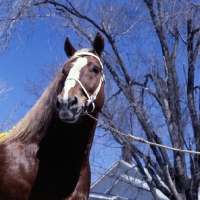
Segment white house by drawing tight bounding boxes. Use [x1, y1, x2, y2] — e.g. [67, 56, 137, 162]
[89, 160, 169, 200]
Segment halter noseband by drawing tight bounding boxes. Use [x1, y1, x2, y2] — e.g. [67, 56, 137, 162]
[66, 51, 105, 112]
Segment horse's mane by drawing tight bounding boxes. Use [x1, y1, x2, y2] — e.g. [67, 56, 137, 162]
[0, 69, 66, 145]
[0, 48, 95, 145]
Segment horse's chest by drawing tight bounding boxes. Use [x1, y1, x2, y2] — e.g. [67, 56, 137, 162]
[0, 142, 39, 200]
[29, 133, 87, 199]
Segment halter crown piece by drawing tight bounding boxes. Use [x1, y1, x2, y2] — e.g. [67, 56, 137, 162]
[66, 51, 105, 112]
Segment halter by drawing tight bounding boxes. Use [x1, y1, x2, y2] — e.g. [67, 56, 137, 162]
[66, 51, 105, 112]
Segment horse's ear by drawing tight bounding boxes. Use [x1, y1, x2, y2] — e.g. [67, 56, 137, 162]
[93, 33, 104, 58]
[64, 37, 76, 58]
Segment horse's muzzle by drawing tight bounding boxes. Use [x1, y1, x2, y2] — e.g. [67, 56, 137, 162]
[56, 96, 82, 123]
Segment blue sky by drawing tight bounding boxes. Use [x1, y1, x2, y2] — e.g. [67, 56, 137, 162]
[0, 20, 67, 129]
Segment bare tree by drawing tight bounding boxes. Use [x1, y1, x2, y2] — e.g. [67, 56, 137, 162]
[1, 0, 200, 199]
[0, 78, 9, 100]
[0, 78, 15, 132]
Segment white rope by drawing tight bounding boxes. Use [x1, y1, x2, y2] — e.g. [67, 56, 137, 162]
[85, 113, 200, 155]
[74, 51, 104, 69]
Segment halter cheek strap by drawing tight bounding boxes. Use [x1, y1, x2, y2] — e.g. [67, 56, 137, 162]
[66, 75, 104, 112]
[66, 51, 105, 112]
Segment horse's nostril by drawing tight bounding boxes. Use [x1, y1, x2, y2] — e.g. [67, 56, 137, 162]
[68, 96, 78, 109]
[74, 96, 78, 105]
[56, 97, 61, 111]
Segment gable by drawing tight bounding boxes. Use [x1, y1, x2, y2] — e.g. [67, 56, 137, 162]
[89, 160, 169, 200]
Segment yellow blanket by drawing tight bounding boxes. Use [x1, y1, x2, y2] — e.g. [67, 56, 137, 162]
[0, 126, 16, 139]
[0, 133, 6, 138]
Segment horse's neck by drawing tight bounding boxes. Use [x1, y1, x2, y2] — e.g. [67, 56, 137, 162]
[38, 114, 98, 163]
[50, 114, 98, 145]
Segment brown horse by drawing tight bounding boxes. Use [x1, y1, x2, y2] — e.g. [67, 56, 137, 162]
[0, 33, 105, 200]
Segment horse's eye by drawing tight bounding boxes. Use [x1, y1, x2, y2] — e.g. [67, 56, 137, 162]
[92, 66, 100, 74]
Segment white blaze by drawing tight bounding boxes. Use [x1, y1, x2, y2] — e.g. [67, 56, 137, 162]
[63, 57, 87, 100]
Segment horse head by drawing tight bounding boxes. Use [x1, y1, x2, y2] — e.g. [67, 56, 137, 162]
[56, 33, 105, 123]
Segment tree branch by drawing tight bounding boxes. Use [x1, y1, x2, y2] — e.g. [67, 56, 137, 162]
[144, 0, 169, 56]
[163, 165, 181, 200]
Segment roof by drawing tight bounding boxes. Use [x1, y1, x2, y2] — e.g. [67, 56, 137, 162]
[89, 160, 169, 200]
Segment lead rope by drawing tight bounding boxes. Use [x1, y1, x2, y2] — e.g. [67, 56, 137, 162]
[84, 112, 200, 155]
